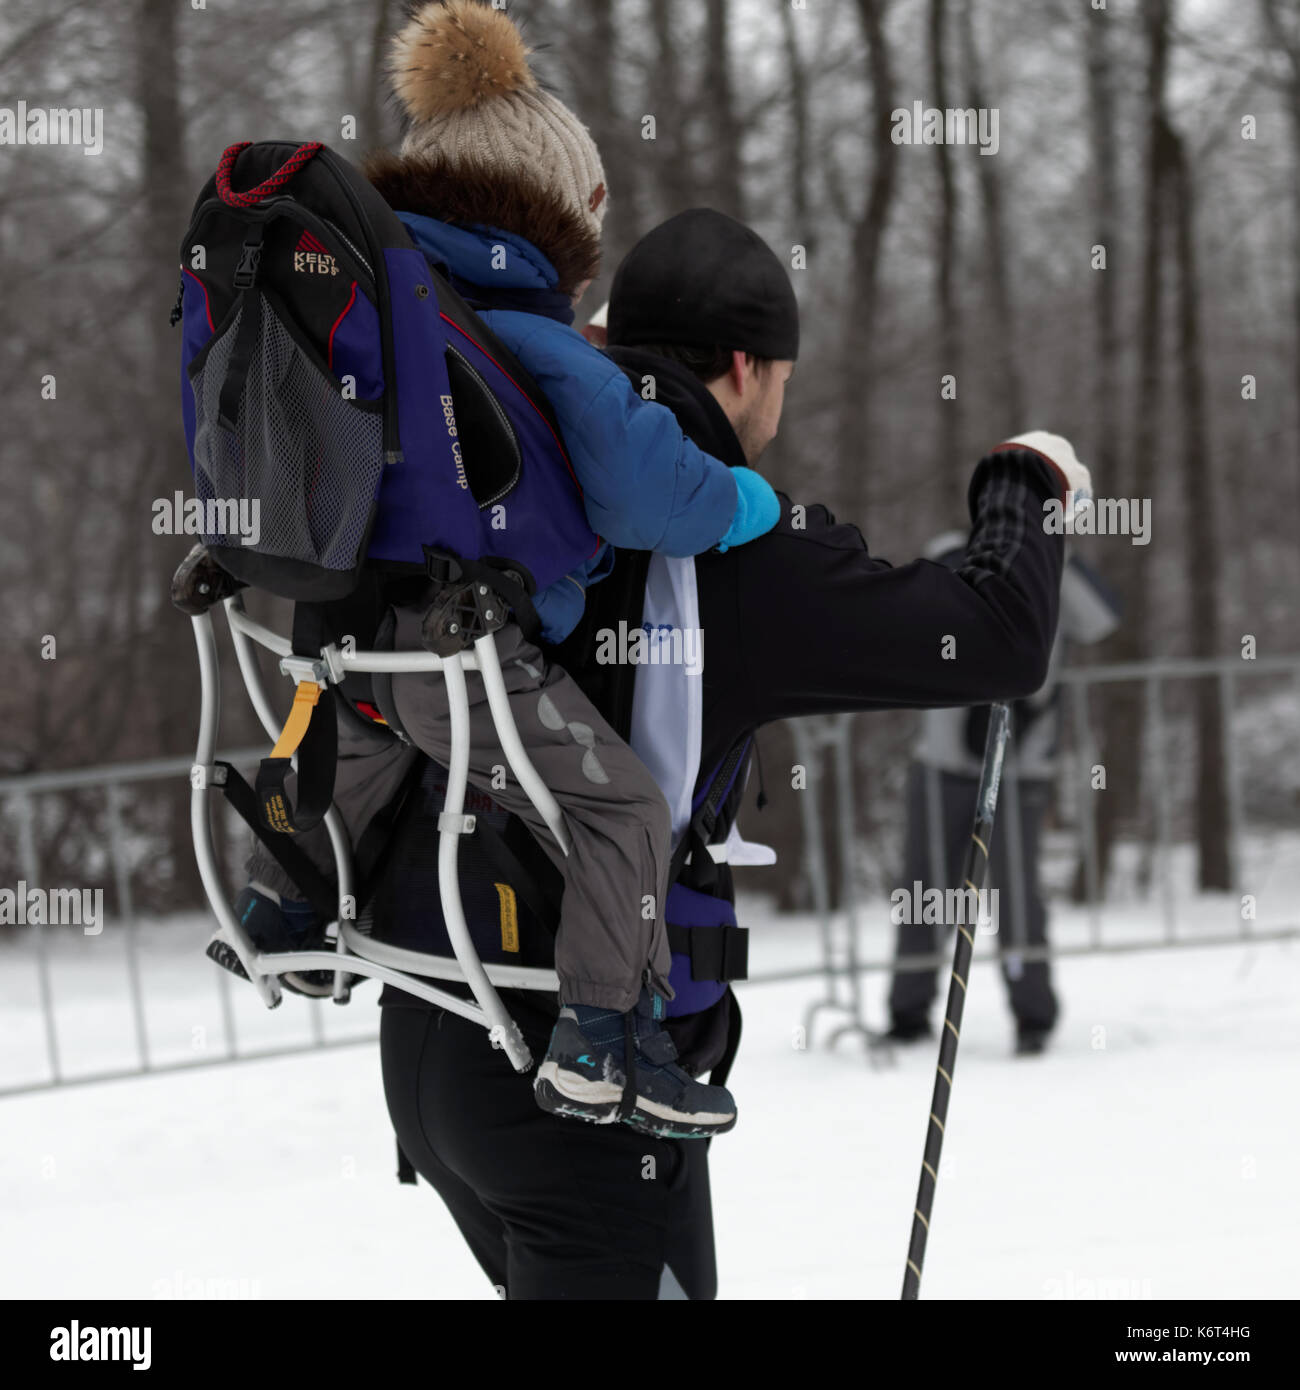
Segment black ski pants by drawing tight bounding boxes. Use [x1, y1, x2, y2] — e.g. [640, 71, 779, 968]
[379, 1002, 718, 1299]
[888, 761, 1058, 1033]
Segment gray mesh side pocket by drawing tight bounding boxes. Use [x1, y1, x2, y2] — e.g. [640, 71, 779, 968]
[188, 298, 383, 573]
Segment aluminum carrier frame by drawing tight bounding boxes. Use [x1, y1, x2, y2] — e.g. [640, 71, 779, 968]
[189, 592, 563, 1073]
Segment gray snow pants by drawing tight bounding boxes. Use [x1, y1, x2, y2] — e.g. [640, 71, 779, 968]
[888, 761, 1058, 1032]
[247, 611, 674, 1012]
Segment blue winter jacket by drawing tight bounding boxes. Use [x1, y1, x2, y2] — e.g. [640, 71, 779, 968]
[396, 212, 740, 642]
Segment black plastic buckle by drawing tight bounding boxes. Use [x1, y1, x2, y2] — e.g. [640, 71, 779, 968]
[233, 238, 263, 290]
[423, 546, 465, 587]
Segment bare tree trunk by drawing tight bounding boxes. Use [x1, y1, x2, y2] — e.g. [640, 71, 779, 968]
[1072, 0, 1122, 902]
[358, 0, 398, 155]
[1169, 133, 1231, 890]
[842, 0, 898, 522]
[1094, 0, 1173, 895]
[961, 0, 1023, 428]
[779, 0, 812, 241]
[649, 0, 695, 215]
[1261, 0, 1300, 589]
[702, 0, 743, 221]
[573, 0, 641, 269]
[1085, 4, 1121, 495]
[138, 0, 202, 907]
[929, 0, 962, 477]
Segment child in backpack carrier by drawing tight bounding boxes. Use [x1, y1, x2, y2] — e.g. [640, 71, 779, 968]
[224, 2, 782, 1139]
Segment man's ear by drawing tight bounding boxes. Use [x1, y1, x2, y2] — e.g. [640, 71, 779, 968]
[728, 349, 749, 397]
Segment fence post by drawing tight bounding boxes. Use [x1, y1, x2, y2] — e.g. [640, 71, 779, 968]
[106, 782, 151, 1072]
[1218, 667, 1243, 904]
[1144, 676, 1177, 941]
[830, 714, 867, 1037]
[15, 791, 62, 1084]
[794, 719, 838, 1031]
[1069, 679, 1103, 946]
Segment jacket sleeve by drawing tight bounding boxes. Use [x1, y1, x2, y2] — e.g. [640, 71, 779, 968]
[508, 319, 740, 554]
[713, 450, 1066, 726]
[573, 365, 740, 554]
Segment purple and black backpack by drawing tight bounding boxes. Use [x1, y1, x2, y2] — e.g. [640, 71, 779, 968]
[175, 139, 598, 606]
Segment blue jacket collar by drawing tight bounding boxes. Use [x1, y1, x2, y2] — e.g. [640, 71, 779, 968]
[397, 211, 575, 326]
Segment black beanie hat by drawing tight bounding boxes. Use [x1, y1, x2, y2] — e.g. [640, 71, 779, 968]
[607, 208, 799, 361]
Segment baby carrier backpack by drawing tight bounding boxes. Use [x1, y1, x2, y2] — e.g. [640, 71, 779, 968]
[172, 140, 596, 1068]
[174, 140, 598, 829]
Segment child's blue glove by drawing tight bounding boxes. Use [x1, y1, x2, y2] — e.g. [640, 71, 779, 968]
[715, 467, 781, 552]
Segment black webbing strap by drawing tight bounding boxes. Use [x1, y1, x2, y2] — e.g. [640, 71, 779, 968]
[709, 989, 743, 1091]
[218, 742, 417, 930]
[216, 227, 266, 433]
[254, 605, 338, 836]
[216, 762, 338, 924]
[666, 922, 749, 983]
[395, 1139, 417, 1186]
[667, 736, 753, 891]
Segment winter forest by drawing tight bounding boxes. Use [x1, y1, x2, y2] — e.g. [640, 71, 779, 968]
[2, 0, 1296, 916]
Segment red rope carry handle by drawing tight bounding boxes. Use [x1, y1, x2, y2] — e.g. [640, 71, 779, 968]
[216, 141, 323, 208]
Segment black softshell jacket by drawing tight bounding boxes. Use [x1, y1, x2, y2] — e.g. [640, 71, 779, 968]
[381, 347, 1065, 1074]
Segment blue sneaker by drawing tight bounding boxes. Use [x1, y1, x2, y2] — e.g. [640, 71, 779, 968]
[534, 985, 737, 1139]
[205, 884, 335, 997]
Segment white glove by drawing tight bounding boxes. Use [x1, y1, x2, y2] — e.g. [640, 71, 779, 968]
[996, 431, 1092, 505]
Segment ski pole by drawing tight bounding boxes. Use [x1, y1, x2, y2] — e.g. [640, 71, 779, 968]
[901, 700, 1011, 1300]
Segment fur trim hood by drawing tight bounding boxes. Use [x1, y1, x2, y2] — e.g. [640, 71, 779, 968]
[364, 148, 600, 296]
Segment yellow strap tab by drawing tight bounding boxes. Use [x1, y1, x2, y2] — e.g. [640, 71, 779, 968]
[495, 883, 519, 953]
[270, 681, 321, 759]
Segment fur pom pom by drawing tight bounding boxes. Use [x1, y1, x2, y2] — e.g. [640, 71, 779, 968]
[390, 1, 536, 123]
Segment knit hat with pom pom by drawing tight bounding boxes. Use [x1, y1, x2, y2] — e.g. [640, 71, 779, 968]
[389, 1, 607, 243]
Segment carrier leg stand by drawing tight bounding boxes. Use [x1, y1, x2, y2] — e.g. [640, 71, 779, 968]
[196, 595, 558, 1072]
[435, 649, 536, 1071]
[189, 611, 281, 1009]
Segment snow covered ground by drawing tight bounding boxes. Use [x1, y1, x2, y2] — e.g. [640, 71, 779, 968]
[1, 874, 1297, 1300]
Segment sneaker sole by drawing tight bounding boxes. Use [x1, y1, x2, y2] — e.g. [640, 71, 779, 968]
[534, 1062, 736, 1138]
[533, 1069, 622, 1125]
[621, 1105, 737, 1140]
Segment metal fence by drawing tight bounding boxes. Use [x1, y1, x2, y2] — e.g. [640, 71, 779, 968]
[1, 655, 1296, 1096]
[787, 654, 1300, 1047]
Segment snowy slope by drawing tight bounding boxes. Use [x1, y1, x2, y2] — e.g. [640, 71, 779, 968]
[1, 905, 1296, 1300]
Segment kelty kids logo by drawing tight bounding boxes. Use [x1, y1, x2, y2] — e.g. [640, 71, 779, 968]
[294, 229, 338, 275]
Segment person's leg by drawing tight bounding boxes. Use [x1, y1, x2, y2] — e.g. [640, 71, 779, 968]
[661, 1137, 718, 1300]
[381, 1001, 702, 1299]
[387, 611, 673, 1012]
[379, 1006, 510, 1294]
[889, 762, 948, 1029]
[996, 778, 1058, 1036]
